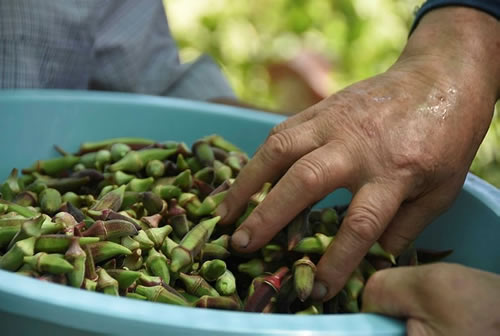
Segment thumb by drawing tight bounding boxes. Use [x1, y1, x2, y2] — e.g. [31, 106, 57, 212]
[362, 266, 436, 335]
[362, 266, 423, 317]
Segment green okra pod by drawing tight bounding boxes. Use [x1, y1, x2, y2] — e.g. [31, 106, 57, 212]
[170, 216, 220, 273]
[178, 273, 220, 298]
[135, 285, 189, 306]
[65, 238, 86, 288]
[39, 188, 62, 215]
[82, 219, 138, 240]
[122, 248, 144, 271]
[215, 269, 236, 296]
[204, 135, 243, 153]
[199, 243, 230, 261]
[368, 242, 396, 264]
[192, 140, 215, 167]
[146, 248, 170, 284]
[95, 149, 111, 171]
[1, 168, 21, 201]
[145, 225, 172, 249]
[13, 191, 38, 207]
[238, 258, 270, 278]
[193, 167, 215, 185]
[83, 279, 97, 291]
[35, 235, 100, 254]
[195, 295, 241, 311]
[176, 153, 189, 171]
[195, 191, 227, 217]
[44, 212, 78, 235]
[90, 185, 126, 212]
[0, 218, 22, 249]
[235, 182, 272, 227]
[0, 200, 38, 218]
[145, 159, 165, 178]
[0, 236, 36, 271]
[97, 268, 119, 296]
[210, 234, 230, 250]
[133, 230, 155, 250]
[120, 236, 141, 251]
[345, 267, 364, 300]
[126, 292, 147, 301]
[112, 171, 135, 186]
[170, 213, 191, 239]
[127, 177, 154, 193]
[185, 157, 202, 173]
[24, 252, 74, 274]
[173, 170, 193, 191]
[87, 241, 132, 263]
[107, 269, 142, 290]
[110, 143, 132, 162]
[153, 184, 181, 201]
[213, 160, 232, 184]
[200, 259, 227, 282]
[292, 233, 334, 254]
[8, 214, 47, 249]
[79, 138, 154, 153]
[293, 256, 316, 302]
[161, 236, 178, 259]
[109, 148, 177, 173]
[141, 191, 164, 215]
[23, 156, 79, 176]
[178, 192, 201, 218]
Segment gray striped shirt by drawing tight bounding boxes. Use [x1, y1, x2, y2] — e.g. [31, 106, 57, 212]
[0, 0, 235, 100]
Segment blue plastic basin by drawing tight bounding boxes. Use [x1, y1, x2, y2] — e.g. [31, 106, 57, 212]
[0, 90, 499, 336]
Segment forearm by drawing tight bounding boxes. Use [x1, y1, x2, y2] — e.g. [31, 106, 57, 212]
[398, 7, 500, 101]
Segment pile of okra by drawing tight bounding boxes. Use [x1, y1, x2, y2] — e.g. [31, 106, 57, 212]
[0, 135, 451, 314]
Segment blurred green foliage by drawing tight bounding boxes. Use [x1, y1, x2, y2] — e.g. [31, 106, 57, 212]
[163, 0, 499, 187]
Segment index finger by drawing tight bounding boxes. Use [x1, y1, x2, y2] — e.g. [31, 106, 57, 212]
[313, 181, 406, 301]
[216, 121, 322, 225]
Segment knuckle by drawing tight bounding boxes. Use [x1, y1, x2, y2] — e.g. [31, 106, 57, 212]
[390, 146, 439, 187]
[262, 132, 294, 160]
[291, 158, 327, 194]
[269, 123, 286, 137]
[344, 206, 384, 244]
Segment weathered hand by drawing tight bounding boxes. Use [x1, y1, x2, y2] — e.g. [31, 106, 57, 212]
[362, 263, 500, 335]
[217, 7, 499, 300]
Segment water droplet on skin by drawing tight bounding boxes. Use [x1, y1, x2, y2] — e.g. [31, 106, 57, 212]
[417, 87, 457, 121]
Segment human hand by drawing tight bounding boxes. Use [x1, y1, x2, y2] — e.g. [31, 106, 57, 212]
[216, 7, 500, 300]
[362, 263, 500, 335]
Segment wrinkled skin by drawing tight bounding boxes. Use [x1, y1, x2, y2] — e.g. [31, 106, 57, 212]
[217, 4, 499, 305]
[363, 263, 500, 336]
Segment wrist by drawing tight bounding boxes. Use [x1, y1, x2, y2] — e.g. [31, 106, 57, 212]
[395, 7, 500, 101]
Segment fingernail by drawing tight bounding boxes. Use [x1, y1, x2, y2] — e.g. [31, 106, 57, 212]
[231, 229, 250, 249]
[311, 280, 328, 301]
[215, 203, 228, 220]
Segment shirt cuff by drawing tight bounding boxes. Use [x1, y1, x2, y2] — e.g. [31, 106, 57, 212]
[410, 0, 500, 34]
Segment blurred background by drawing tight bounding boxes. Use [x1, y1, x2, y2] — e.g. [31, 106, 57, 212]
[163, 0, 499, 187]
